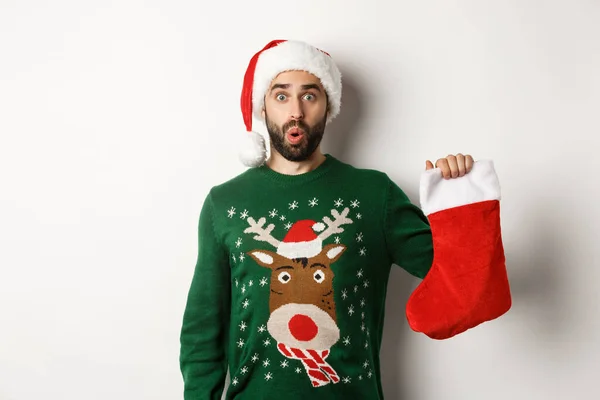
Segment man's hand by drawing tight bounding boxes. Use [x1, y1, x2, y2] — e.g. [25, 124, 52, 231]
[426, 154, 474, 179]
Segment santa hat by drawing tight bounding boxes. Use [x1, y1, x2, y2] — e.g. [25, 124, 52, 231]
[277, 219, 326, 259]
[239, 40, 343, 167]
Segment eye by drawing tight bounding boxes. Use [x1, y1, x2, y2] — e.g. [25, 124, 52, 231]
[304, 93, 315, 101]
[313, 269, 325, 283]
[276, 94, 286, 101]
[278, 271, 292, 284]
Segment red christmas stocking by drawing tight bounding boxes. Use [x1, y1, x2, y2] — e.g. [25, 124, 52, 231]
[405, 159, 512, 339]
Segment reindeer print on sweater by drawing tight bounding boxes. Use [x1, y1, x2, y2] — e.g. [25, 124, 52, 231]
[246, 208, 351, 387]
[226, 197, 375, 389]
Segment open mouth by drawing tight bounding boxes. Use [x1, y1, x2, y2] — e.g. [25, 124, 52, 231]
[286, 128, 304, 145]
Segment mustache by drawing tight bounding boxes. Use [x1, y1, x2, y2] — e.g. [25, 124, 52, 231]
[282, 120, 310, 132]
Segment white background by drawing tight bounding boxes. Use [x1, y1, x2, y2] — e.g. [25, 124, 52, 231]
[1, 1, 599, 399]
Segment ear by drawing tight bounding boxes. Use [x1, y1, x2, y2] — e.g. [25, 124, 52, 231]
[322, 243, 346, 263]
[247, 249, 281, 269]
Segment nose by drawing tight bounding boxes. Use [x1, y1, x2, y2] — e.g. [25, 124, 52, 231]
[290, 98, 304, 120]
[288, 314, 318, 341]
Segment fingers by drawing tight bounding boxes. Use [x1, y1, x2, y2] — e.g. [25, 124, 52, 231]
[434, 154, 474, 179]
[425, 160, 434, 170]
[447, 154, 460, 178]
[465, 154, 474, 173]
[435, 158, 450, 179]
[455, 153, 466, 177]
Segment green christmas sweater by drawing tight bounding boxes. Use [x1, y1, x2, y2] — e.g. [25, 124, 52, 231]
[180, 154, 511, 399]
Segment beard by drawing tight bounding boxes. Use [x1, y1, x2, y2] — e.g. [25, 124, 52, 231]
[265, 111, 327, 162]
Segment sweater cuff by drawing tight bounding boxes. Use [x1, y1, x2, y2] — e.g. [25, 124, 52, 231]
[419, 159, 501, 216]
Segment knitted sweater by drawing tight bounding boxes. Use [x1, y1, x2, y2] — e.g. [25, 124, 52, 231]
[179, 154, 511, 399]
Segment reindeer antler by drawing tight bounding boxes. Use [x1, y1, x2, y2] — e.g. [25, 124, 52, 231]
[244, 217, 281, 248]
[318, 207, 353, 241]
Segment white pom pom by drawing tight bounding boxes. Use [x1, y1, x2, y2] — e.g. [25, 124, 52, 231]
[312, 222, 325, 232]
[238, 130, 267, 167]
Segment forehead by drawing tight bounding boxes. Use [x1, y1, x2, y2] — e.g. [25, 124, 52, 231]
[270, 70, 324, 89]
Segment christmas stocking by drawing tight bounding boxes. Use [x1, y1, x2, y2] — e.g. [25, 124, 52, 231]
[405, 159, 512, 339]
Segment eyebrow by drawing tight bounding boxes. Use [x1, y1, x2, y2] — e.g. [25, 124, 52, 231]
[270, 83, 322, 92]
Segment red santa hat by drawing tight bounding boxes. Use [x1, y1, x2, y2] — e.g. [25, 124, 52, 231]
[239, 40, 343, 167]
[277, 219, 326, 259]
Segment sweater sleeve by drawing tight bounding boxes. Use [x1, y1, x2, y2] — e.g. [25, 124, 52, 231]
[384, 176, 435, 279]
[405, 159, 512, 339]
[180, 191, 231, 399]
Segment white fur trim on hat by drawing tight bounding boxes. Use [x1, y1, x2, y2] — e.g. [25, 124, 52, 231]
[277, 237, 323, 259]
[238, 130, 267, 167]
[252, 40, 342, 124]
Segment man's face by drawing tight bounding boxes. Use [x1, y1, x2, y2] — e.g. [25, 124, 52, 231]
[262, 70, 329, 162]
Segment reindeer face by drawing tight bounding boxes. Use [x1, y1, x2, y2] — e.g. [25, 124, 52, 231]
[248, 243, 346, 350]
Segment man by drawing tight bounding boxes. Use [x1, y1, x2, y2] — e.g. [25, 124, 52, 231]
[180, 39, 511, 399]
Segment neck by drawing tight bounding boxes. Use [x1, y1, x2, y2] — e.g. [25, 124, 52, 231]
[266, 147, 327, 175]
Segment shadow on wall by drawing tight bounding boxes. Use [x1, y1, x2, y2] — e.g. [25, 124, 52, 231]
[503, 208, 572, 343]
[320, 69, 364, 161]
[320, 66, 417, 400]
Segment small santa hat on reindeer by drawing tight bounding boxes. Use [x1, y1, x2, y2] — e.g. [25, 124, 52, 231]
[238, 40, 343, 167]
[277, 219, 326, 259]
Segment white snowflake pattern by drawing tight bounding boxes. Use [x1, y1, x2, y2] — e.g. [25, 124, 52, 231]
[341, 289, 348, 300]
[367, 370, 373, 378]
[363, 280, 370, 289]
[259, 277, 268, 286]
[356, 232, 364, 242]
[258, 324, 267, 333]
[354, 285, 359, 293]
[239, 253, 245, 262]
[309, 197, 318, 207]
[241, 285, 246, 294]
[236, 238, 242, 248]
[360, 298, 366, 307]
[357, 269, 364, 278]
[295, 367, 302, 374]
[263, 338, 271, 346]
[242, 299, 250, 309]
[232, 377, 239, 386]
[263, 359, 270, 367]
[363, 360, 369, 369]
[289, 200, 299, 210]
[334, 198, 343, 207]
[227, 207, 236, 218]
[343, 336, 351, 346]
[334, 236, 341, 244]
[239, 321, 247, 331]
[248, 280, 253, 287]
[284, 222, 292, 230]
[232, 254, 237, 263]
[269, 208, 278, 218]
[280, 215, 286, 221]
[343, 376, 351, 384]
[241, 366, 249, 374]
[364, 341, 369, 349]
[265, 372, 273, 381]
[359, 375, 363, 380]
[348, 305, 355, 316]
[240, 209, 249, 219]
[251, 354, 259, 363]
[351, 199, 360, 208]
[361, 322, 366, 331]
[281, 360, 289, 368]
[356, 213, 363, 220]
[359, 247, 367, 256]
[361, 311, 365, 319]
[237, 338, 245, 348]
[235, 279, 239, 287]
